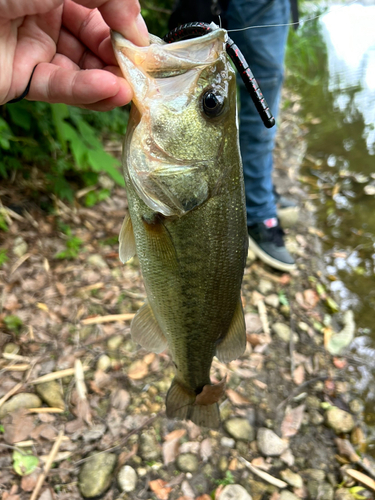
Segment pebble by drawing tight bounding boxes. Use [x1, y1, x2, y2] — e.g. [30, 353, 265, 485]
[265, 294, 280, 308]
[302, 469, 325, 482]
[258, 279, 273, 295]
[308, 481, 334, 500]
[224, 418, 254, 441]
[78, 453, 117, 498]
[257, 428, 288, 456]
[97, 355, 111, 371]
[13, 237, 28, 257]
[306, 395, 321, 411]
[298, 321, 309, 332]
[0, 393, 42, 419]
[272, 322, 293, 342]
[279, 492, 299, 500]
[220, 437, 236, 448]
[326, 408, 355, 434]
[87, 254, 108, 269]
[349, 399, 364, 414]
[140, 433, 161, 461]
[3, 343, 19, 354]
[107, 335, 124, 350]
[334, 488, 356, 500]
[176, 453, 199, 473]
[118, 465, 137, 492]
[245, 313, 263, 334]
[219, 484, 252, 500]
[35, 381, 65, 410]
[280, 469, 303, 488]
[310, 410, 324, 425]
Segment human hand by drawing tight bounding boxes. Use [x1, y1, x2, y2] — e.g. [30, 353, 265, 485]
[0, 0, 149, 110]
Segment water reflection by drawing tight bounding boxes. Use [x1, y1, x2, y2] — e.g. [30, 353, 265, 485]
[321, 2, 375, 152]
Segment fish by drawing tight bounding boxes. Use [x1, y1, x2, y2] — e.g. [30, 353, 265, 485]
[111, 26, 248, 429]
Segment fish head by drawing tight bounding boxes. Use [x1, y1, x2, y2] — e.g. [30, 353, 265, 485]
[112, 27, 239, 216]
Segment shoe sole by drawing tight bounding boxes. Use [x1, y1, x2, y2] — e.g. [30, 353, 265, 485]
[248, 235, 296, 272]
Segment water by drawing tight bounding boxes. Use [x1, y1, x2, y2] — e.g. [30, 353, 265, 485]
[287, 1, 375, 454]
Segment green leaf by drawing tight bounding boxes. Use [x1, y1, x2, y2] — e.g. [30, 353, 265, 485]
[76, 119, 102, 149]
[325, 296, 339, 313]
[4, 315, 23, 332]
[7, 103, 32, 130]
[0, 424, 4, 433]
[12, 450, 39, 476]
[0, 248, 9, 266]
[87, 150, 124, 186]
[51, 103, 69, 152]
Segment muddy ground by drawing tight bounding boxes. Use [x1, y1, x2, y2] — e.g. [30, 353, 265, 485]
[0, 92, 374, 500]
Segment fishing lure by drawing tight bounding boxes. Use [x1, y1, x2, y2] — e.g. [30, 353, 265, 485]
[163, 22, 276, 129]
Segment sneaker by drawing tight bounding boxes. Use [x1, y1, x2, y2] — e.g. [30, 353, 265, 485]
[248, 217, 296, 272]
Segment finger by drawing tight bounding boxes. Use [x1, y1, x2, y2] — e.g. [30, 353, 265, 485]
[27, 62, 132, 106]
[57, 27, 105, 69]
[74, 0, 149, 46]
[62, 0, 116, 65]
[3, 0, 62, 20]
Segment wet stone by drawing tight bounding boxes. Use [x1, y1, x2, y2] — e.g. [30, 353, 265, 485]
[118, 465, 137, 492]
[139, 432, 161, 461]
[35, 381, 65, 410]
[176, 453, 199, 473]
[0, 393, 42, 419]
[326, 408, 355, 434]
[257, 428, 288, 456]
[224, 418, 254, 441]
[221, 437, 236, 448]
[280, 469, 303, 488]
[219, 484, 252, 500]
[272, 322, 292, 342]
[79, 453, 117, 498]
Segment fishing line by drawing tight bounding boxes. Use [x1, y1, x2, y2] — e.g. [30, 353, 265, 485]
[227, 0, 360, 33]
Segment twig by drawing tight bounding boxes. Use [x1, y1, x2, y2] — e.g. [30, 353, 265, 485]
[2, 353, 31, 362]
[74, 412, 163, 466]
[0, 443, 28, 455]
[27, 408, 65, 414]
[10, 253, 32, 275]
[239, 457, 288, 488]
[276, 375, 329, 411]
[29, 367, 89, 384]
[81, 313, 135, 325]
[30, 430, 65, 500]
[0, 382, 23, 408]
[77, 282, 105, 293]
[257, 299, 270, 335]
[1, 363, 31, 372]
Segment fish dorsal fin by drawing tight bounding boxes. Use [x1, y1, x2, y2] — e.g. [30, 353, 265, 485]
[119, 213, 136, 263]
[215, 299, 246, 363]
[131, 301, 168, 354]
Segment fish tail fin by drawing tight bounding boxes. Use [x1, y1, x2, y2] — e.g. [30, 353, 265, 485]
[166, 378, 221, 429]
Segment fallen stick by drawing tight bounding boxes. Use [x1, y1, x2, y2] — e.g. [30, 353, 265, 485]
[239, 457, 288, 488]
[257, 299, 270, 336]
[30, 366, 89, 384]
[2, 364, 31, 372]
[28, 408, 65, 414]
[30, 430, 65, 500]
[81, 313, 135, 325]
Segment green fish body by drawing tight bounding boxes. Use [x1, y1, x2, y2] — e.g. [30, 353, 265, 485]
[112, 28, 248, 428]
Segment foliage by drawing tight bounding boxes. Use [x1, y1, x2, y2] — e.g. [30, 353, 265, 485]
[0, 101, 128, 203]
[215, 471, 235, 486]
[55, 223, 83, 260]
[0, 248, 8, 267]
[12, 450, 39, 476]
[140, 0, 174, 39]
[3, 315, 23, 333]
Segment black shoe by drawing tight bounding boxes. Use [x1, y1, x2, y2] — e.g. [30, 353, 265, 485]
[248, 218, 296, 272]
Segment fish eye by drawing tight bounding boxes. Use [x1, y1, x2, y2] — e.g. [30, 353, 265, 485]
[202, 91, 225, 117]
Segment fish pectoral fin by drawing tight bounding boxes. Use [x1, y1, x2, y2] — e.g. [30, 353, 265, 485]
[142, 215, 178, 271]
[166, 377, 220, 429]
[119, 213, 136, 263]
[215, 299, 246, 363]
[131, 302, 168, 354]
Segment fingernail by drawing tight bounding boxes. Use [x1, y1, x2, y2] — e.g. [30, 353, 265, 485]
[134, 13, 149, 46]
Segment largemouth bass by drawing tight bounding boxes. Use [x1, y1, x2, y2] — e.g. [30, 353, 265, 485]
[112, 26, 248, 428]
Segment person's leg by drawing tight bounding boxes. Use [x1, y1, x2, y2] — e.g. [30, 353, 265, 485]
[226, 0, 295, 271]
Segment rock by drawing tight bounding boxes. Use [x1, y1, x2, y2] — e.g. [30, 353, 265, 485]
[308, 481, 334, 500]
[87, 254, 108, 269]
[302, 469, 325, 482]
[310, 410, 324, 425]
[78, 453, 117, 498]
[257, 428, 288, 456]
[219, 484, 252, 500]
[272, 322, 292, 342]
[3, 343, 19, 354]
[224, 418, 254, 441]
[279, 492, 299, 500]
[265, 294, 279, 308]
[97, 355, 111, 371]
[326, 408, 355, 434]
[107, 335, 124, 351]
[245, 313, 262, 334]
[258, 279, 273, 295]
[219, 456, 228, 472]
[306, 395, 321, 411]
[139, 433, 161, 461]
[13, 237, 28, 257]
[118, 465, 137, 492]
[220, 437, 236, 448]
[176, 453, 199, 473]
[82, 424, 106, 442]
[35, 381, 65, 410]
[280, 469, 303, 488]
[349, 399, 364, 414]
[335, 488, 356, 500]
[0, 393, 42, 419]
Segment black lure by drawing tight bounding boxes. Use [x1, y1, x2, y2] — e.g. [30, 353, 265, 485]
[163, 22, 275, 129]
